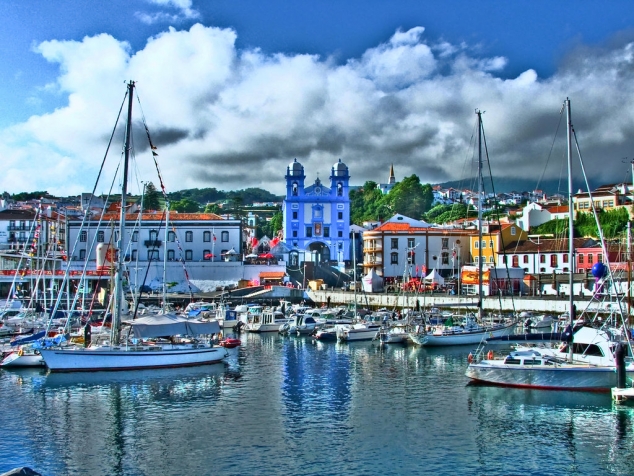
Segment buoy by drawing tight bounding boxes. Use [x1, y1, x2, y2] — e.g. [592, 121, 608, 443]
[467, 353, 473, 363]
[17, 348, 23, 357]
[487, 350, 494, 360]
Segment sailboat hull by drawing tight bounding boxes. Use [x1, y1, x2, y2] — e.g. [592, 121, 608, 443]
[466, 362, 634, 392]
[39, 345, 228, 372]
[411, 322, 517, 346]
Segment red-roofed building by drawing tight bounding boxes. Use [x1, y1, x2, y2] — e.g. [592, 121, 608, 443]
[362, 214, 472, 279]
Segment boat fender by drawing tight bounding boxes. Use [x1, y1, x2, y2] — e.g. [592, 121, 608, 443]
[218, 332, 223, 341]
[487, 350, 494, 360]
[17, 348, 23, 357]
[467, 353, 473, 363]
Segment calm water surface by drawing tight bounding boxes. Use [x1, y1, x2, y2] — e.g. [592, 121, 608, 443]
[1, 333, 634, 475]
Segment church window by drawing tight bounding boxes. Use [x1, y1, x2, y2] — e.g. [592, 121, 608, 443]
[306, 227, 312, 237]
[324, 226, 330, 238]
[337, 182, 343, 196]
[338, 231, 343, 238]
[292, 211, 298, 219]
[338, 212, 343, 220]
[293, 231, 297, 238]
[292, 182, 298, 196]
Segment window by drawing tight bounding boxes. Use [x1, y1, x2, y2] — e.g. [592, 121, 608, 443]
[481, 240, 486, 248]
[391, 238, 398, 249]
[510, 227, 516, 236]
[185, 231, 193, 242]
[598, 253, 603, 263]
[563, 253, 569, 263]
[550, 255, 557, 267]
[324, 226, 330, 238]
[132, 231, 138, 242]
[313, 207, 322, 219]
[148, 250, 158, 260]
[512, 255, 519, 267]
[475, 257, 479, 264]
[203, 231, 211, 242]
[292, 182, 298, 196]
[168, 231, 175, 242]
[185, 250, 193, 261]
[292, 211, 298, 220]
[131, 250, 137, 260]
[221, 231, 229, 242]
[97, 231, 104, 242]
[475, 241, 479, 249]
[442, 238, 449, 249]
[441, 252, 449, 265]
[408, 238, 415, 249]
[167, 250, 175, 261]
[80, 231, 87, 242]
[337, 182, 343, 196]
[489, 240, 494, 248]
[523, 255, 529, 264]
[306, 227, 312, 238]
[292, 230, 297, 238]
[579, 253, 584, 264]
[203, 250, 211, 260]
[79, 249, 86, 260]
[490, 256, 495, 263]
[391, 252, 398, 265]
[338, 231, 343, 238]
[338, 212, 343, 220]
[540, 255, 545, 263]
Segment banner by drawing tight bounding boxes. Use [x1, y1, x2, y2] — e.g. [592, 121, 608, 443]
[460, 266, 490, 285]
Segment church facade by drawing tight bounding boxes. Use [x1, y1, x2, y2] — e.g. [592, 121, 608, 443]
[283, 159, 351, 264]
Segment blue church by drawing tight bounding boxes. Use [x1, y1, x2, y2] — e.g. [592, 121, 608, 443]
[283, 158, 351, 265]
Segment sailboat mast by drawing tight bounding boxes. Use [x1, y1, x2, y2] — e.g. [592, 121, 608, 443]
[113, 80, 135, 344]
[564, 98, 576, 364]
[476, 110, 484, 321]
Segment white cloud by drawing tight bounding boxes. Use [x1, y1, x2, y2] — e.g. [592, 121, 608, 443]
[3, 25, 634, 198]
[137, 0, 200, 24]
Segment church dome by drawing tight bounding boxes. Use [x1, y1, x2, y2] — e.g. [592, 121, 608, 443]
[332, 158, 348, 177]
[288, 158, 304, 176]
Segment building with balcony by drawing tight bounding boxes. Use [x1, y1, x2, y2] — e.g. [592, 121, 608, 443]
[362, 214, 471, 279]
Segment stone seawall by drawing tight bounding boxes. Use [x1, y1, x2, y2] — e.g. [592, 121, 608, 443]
[307, 289, 629, 315]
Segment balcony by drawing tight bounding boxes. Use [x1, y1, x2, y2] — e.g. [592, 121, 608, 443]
[144, 240, 162, 248]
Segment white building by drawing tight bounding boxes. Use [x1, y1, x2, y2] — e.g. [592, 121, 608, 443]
[362, 214, 471, 280]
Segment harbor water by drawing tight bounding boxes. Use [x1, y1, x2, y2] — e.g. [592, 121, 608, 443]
[1, 333, 634, 475]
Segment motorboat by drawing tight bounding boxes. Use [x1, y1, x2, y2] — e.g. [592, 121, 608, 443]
[245, 309, 289, 333]
[336, 322, 381, 342]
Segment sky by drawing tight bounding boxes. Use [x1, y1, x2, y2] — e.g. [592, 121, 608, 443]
[2, 0, 634, 197]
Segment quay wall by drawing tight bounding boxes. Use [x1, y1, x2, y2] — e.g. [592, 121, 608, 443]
[307, 289, 630, 315]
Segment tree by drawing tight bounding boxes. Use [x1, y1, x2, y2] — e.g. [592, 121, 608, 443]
[384, 175, 434, 219]
[349, 181, 385, 224]
[143, 182, 161, 211]
[170, 198, 200, 213]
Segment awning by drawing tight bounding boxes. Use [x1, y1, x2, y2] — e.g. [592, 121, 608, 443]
[259, 272, 285, 280]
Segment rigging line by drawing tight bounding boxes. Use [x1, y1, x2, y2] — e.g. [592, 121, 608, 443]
[49, 159, 123, 334]
[535, 106, 565, 194]
[481, 118, 517, 316]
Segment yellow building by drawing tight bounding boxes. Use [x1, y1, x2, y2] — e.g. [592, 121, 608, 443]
[469, 222, 527, 266]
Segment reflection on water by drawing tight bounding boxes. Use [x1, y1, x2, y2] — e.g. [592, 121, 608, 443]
[1, 334, 634, 475]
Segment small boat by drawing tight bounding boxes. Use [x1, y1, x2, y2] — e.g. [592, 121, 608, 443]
[336, 322, 381, 342]
[379, 325, 409, 345]
[219, 338, 241, 348]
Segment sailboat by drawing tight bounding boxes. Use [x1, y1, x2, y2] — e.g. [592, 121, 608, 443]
[465, 99, 634, 391]
[409, 110, 517, 346]
[38, 81, 228, 372]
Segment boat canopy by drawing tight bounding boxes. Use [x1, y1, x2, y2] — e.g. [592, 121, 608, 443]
[125, 314, 221, 338]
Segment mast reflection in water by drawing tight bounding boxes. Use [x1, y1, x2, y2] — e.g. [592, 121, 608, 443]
[1, 336, 634, 475]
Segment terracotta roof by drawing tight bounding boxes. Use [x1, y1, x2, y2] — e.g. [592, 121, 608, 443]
[546, 205, 569, 214]
[502, 238, 598, 253]
[90, 212, 225, 221]
[375, 223, 429, 232]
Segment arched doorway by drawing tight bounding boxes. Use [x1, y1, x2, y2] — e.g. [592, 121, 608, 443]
[308, 242, 330, 264]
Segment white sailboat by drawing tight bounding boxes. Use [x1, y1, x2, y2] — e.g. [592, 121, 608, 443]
[409, 109, 517, 346]
[39, 81, 227, 372]
[465, 99, 634, 391]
